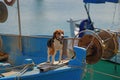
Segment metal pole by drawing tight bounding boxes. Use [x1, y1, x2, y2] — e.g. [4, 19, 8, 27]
[67, 18, 75, 37]
[17, 0, 22, 52]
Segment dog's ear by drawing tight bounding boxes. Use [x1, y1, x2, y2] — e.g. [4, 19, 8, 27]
[59, 29, 64, 35]
[53, 30, 57, 39]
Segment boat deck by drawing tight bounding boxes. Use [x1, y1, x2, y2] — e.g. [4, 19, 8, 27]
[37, 60, 69, 72]
[83, 60, 120, 80]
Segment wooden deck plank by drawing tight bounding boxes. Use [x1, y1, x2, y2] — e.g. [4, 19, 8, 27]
[2, 71, 18, 76]
[37, 60, 69, 72]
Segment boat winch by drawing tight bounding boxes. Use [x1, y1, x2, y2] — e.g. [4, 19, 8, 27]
[73, 29, 119, 64]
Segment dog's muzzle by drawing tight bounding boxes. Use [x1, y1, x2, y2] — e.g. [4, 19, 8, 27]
[57, 34, 64, 44]
[60, 34, 64, 39]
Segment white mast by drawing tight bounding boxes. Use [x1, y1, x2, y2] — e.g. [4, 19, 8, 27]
[17, 0, 22, 52]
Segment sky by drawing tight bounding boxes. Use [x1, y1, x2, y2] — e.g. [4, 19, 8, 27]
[0, 0, 120, 36]
[88, 2, 120, 30]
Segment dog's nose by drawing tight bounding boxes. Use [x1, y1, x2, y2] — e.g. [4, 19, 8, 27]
[61, 34, 64, 38]
[61, 34, 64, 36]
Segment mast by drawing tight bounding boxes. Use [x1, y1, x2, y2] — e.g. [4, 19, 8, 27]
[17, 0, 22, 52]
[84, 4, 93, 27]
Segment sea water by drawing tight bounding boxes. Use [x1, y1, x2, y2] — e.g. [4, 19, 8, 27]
[0, 0, 120, 37]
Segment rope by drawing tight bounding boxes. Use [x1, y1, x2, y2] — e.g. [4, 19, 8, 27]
[69, 64, 120, 79]
[86, 37, 95, 50]
[111, 3, 117, 28]
[1, 61, 119, 79]
[111, 3, 120, 28]
[118, 2, 120, 27]
[0, 64, 27, 71]
[0, 63, 35, 72]
[15, 63, 35, 80]
[68, 64, 87, 77]
[94, 70, 120, 79]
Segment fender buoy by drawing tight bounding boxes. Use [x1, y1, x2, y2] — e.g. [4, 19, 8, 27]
[0, 51, 8, 61]
[4, 0, 16, 6]
[0, 1, 8, 23]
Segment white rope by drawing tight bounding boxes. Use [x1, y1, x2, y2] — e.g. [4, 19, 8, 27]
[94, 70, 120, 79]
[0, 64, 26, 71]
[15, 65, 29, 80]
[111, 2, 120, 29]
[118, 2, 120, 28]
[0, 63, 35, 73]
[111, 3, 117, 28]
[69, 65, 120, 79]
[15, 63, 35, 80]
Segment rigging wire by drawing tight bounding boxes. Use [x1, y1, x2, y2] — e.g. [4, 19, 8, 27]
[94, 70, 120, 79]
[118, 2, 120, 29]
[69, 65, 120, 80]
[111, 3, 120, 29]
[111, 3, 117, 29]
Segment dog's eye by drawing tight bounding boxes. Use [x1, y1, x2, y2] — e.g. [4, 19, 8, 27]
[58, 32, 60, 35]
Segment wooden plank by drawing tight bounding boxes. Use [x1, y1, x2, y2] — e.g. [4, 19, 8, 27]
[2, 71, 18, 76]
[37, 60, 69, 72]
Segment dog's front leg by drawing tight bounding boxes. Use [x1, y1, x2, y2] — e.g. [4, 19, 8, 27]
[51, 51, 56, 64]
[47, 48, 50, 63]
[47, 55, 50, 63]
[59, 50, 62, 63]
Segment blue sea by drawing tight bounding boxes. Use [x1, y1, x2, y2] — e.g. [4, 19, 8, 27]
[0, 0, 120, 36]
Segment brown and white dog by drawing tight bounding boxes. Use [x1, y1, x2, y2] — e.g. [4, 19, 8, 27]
[47, 29, 64, 64]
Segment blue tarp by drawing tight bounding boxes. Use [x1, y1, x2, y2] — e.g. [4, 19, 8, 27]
[78, 19, 94, 37]
[83, 0, 119, 3]
[106, 0, 119, 3]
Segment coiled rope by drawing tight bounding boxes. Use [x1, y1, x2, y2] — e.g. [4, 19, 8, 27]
[0, 63, 35, 80]
[15, 63, 35, 80]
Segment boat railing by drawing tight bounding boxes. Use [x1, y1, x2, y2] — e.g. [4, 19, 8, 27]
[0, 33, 53, 38]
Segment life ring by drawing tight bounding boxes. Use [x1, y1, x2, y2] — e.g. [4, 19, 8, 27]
[4, 0, 16, 6]
[0, 1, 8, 23]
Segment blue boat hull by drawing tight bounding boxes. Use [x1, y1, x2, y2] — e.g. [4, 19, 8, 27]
[1, 67, 83, 80]
[0, 34, 86, 80]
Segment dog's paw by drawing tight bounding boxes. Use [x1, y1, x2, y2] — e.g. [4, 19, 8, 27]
[47, 61, 50, 63]
[59, 61, 61, 63]
[50, 63, 55, 66]
[59, 60, 64, 63]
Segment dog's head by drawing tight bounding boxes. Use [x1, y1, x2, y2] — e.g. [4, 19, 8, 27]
[53, 29, 64, 40]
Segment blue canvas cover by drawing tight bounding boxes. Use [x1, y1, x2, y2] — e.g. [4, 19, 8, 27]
[83, 0, 106, 3]
[78, 19, 94, 37]
[83, 0, 119, 3]
[106, 0, 119, 3]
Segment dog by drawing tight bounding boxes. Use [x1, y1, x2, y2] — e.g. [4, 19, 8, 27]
[47, 29, 64, 64]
